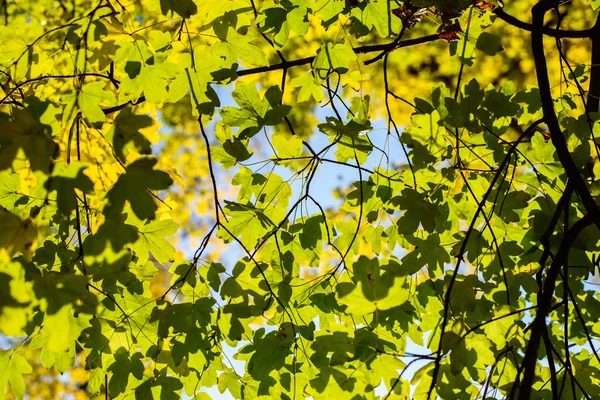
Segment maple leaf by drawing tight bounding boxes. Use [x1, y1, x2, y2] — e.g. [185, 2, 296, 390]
[126, 212, 179, 264]
[104, 158, 173, 220]
[0, 352, 32, 400]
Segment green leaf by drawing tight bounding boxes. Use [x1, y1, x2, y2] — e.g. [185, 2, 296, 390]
[396, 189, 439, 234]
[126, 214, 179, 264]
[412, 0, 473, 12]
[220, 82, 291, 135]
[166, 51, 224, 115]
[246, 330, 291, 378]
[0, 351, 32, 400]
[29, 306, 89, 373]
[0, 208, 37, 254]
[404, 110, 450, 166]
[350, 0, 401, 38]
[483, 306, 522, 348]
[48, 162, 94, 214]
[588, 0, 600, 10]
[336, 257, 410, 315]
[212, 138, 253, 169]
[120, 62, 180, 104]
[8, 2, 600, 399]
[106, 107, 154, 163]
[148, 0, 198, 17]
[104, 158, 173, 220]
[272, 131, 303, 159]
[336, 282, 377, 315]
[0, 100, 59, 173]
[0, 171, 24, 214]
[135, 375, 184, 399]
[220, 200, 275, 248]
[88, 368, 104, 395]
[41, 305, 85, 353]
[312, 42, 356, 79]
[213, 25, 268, 67]
[289, 73, 324, 103]
[443, 78, 484, 130]
[107, 348, 144, 397]
[317, 116, 373, 163]
[218, 366, 242, 398]
[476, 32, 504, 56]
[525, 132, 562, 177]
[84, 213, 138, 263]
[63, 82, 116, 124]
[258, 5, 310, 47]
[401, 234, 450, 275]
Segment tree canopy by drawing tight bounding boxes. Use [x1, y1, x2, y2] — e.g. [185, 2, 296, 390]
[2, 0, 600, 398]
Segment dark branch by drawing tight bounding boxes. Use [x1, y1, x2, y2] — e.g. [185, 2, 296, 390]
[494, 7, 596, 39]
[518, 213, 597, 399]
[519, 3, 600, 396]
[237, 34, 441, 77]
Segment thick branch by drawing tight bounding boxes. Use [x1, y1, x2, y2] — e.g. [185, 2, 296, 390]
[494, 7, 596, 39]
[519, 3, 600, 396]
[518, 213, 596, 399]
[530, 1, 599, 217]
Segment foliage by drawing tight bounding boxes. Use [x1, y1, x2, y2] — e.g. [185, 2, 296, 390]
[1, 0, 600, 399]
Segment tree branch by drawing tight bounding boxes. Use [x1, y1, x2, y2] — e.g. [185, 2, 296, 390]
[518, 3, 600, 396]
[530, 0, 599, 218]
[237, 34, 441, 77]
[518, 212, 597, 399]
[494, 7, 596, 39]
